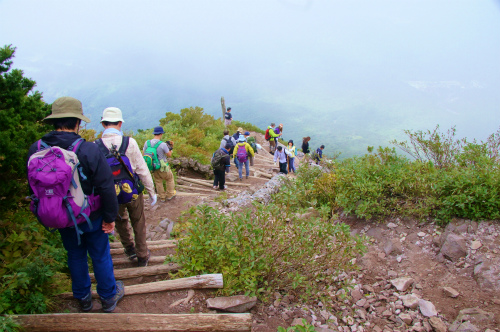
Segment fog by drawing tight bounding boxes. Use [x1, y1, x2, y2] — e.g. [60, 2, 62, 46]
[2, 0, 499, 157]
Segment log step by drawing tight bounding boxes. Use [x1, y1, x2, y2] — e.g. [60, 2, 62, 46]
[12, 313, 252, 332]
[112, 255, 167, 266]
[109, 240, 176, 249]
[110, 243, 175, 255]
[60, 273, 223, 299]
[90, 263, 180, 281]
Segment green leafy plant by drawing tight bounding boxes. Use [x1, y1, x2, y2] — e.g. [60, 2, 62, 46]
[0, 316, 21, 332]
[277, 319, 317, 332]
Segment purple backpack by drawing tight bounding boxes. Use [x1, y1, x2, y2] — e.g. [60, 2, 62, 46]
[236, 144, 248, 163]
[27, 138, 101, 243]
[95, 136, 144, 204]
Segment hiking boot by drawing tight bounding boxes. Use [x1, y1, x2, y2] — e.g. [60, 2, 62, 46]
[137, 250, 151, 267]
[245, 175, 249, 179]
[123, 245, 137, 260]
[167, 190, 177, 201]
[79, 292, 93, 312]
[213, 186, 218, 189]
[101, 280, 124, 313]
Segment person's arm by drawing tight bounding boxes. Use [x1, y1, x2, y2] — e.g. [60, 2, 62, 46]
[160, 142, 172, 158]
[269, 129, 280, 138]
[224, 155, 231, 173]
[274, 151, 278, 163]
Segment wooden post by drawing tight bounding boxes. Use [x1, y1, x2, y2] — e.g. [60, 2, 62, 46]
[90, 263, 179, 281]
[254, 171, 273, 179]
[12, 313, 252, 332]
[221, 96, 226, 123]
[60, 274, 224, 299]
[179, 176, 214, 188]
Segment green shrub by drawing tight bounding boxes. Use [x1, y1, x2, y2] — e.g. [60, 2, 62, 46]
[0, 208, 70, 314]
[278, 319, 317, 332]
[170, 200, 365, 302]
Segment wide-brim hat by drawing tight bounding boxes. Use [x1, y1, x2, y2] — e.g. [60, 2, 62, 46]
[44, 97, 91, 123]
[101, 107, 125, 123]
[238, 135, 246, 142]
[237, 127, 243, 132]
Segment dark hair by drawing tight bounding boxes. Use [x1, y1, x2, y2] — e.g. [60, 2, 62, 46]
[49, 117, 80, 130]
[271, 122, 275, 127]
[223, 129, 229, 135]
[320, 145, 325, 149]
[224, 143, 232, 150]
[227, 107, 231, 111]
[288, 140, 293, 145]
[277, 146, 283, 151]
[102, 121, 120, 126]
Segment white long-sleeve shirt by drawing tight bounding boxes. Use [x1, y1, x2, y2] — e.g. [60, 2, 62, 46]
[273, 149, 290, 163]
[100, 133, 156, 196]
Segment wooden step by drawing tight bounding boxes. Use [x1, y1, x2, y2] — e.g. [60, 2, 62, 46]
[12, 313, 252, 332]
[110, 243, 175, 255]
[109, 240, 176, 249]
[112, 255, 167, 266]
[90, 263, 180, 281]
[60, 274, 223, 299]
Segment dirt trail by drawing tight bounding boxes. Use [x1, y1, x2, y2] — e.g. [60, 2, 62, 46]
[58, 132, 500, 332]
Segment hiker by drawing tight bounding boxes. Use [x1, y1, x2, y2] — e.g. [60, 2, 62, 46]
[224, 107, 232, 126]
[265, 123, 280, 154]
[212, 143, 232, 190]
[232, 127, 244, 165]
[27, 96, 123, 313]
[274, 145, 290, 174]
[302, 136, 311, 154]
[315, 145, 325, 165]
[98, 107, 157, 267]
[233, 135, 255, 180]
[286, 140, 297, 173]
[244, 131, 257, 166]
[143, 126, 176, 202]
[220, 129, 236, 154]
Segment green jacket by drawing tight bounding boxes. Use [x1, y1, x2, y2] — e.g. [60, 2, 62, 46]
[268, 126, 280, 138]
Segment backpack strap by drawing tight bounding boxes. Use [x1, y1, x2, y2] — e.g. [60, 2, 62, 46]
[68, 138, 85, 153]
[153, 141, 163, 149]
[95, 138, 110, 156]
[37, 139, 50, 151]
[147, 140, 152, 148]
[118, 136, 129, 155]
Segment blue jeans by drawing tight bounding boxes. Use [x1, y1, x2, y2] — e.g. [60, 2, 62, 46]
[237, 159, 250, 179]
[288, 157, 296, 173]
[58, 217, 116, 300]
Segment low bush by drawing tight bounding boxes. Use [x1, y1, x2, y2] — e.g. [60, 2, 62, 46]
[170, 186, 366, 303]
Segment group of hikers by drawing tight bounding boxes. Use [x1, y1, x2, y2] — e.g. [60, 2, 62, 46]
[26, 98, 325, 314]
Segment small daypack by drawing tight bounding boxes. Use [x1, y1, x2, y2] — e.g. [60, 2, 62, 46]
[27, 138, 101, 244]
[211, 149, 226, 170]
[236, 144, 248, 163]
[95, 137, 145, 204]
[265, 128, 271, 141]
[223, 137, 235, 154]
[143, 140, 163, 171]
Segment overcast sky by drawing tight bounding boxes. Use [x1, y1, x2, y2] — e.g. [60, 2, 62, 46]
[1, 0, 500, 151]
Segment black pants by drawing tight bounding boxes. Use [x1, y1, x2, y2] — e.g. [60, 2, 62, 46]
[279, 162, 288, 174]
[213, 169, 226, 189]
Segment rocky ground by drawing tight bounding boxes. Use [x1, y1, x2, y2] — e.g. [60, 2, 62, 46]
[60, 131, 500, 331]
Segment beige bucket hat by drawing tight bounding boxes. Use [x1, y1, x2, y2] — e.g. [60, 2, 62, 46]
[44, 97, 91, 123]
[101, 107, 125, 123]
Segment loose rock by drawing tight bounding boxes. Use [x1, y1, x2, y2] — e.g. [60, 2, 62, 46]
[390, 277, 414, 292]
[440, 233, 467, 262]
[418, 299, 437, 317]
[443, 286, 459, 298]
[206, 295, 257, 313]
[429, 316, 447, 332]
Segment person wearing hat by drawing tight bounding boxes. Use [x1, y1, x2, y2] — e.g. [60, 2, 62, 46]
[244, 131, 258, 166]
[99, 107, 157, 268]
[232, 127, 244, 166]
[232, 135, 255, 180]
[143, 126, 176, 202]
[224, 107, 232, 126]
[27, 97, 124, 312]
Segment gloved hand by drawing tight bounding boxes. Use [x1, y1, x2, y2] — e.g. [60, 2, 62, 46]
[151, 194, 157, 206]
[160, 159, 168, 172]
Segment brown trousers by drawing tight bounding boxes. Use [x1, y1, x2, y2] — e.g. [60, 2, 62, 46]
[115, 193, 148, 259]
[269, 139, 276, 153]
[153, 168, 176, 200]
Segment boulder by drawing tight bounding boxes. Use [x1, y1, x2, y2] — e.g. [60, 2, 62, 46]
[473, 257, 500, 291]
[443, 286, 460, 298]
[400, 293, 420, 309]
[390, 277, 414, 292]
[440, 233, 467, 262]
[450, 321, 479, 332]
[418, 299, 438, 317]
[383, 238, 403, 256]
[206, 295, 257, 313]
[429, 317, 447, 332]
